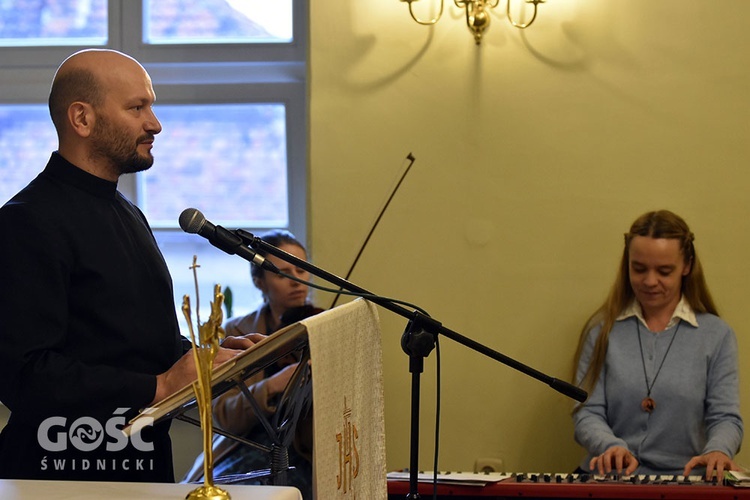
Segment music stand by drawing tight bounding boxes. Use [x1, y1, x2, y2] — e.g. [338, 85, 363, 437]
[124, 322, 312, 487]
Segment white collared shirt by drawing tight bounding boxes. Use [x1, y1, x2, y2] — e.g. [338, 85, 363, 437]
[616, 296, 698, 332]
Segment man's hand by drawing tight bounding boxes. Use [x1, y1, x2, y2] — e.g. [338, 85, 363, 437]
[150, 346, 245, 405]
[221, 332, 266, 350]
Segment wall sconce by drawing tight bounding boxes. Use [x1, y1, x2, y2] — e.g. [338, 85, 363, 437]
[401, 0, 545, 45]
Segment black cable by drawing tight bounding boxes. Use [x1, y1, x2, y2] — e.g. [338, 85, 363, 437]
[275, 269, 431, 317]
[432, 337, 441, 500]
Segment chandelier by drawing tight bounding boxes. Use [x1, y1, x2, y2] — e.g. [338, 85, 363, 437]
[401, 0, 545, 45]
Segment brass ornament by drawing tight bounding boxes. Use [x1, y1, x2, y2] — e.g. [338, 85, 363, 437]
[183, 256, 231, 500]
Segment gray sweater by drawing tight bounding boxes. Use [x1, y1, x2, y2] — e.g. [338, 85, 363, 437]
[574, 312, 743, 475]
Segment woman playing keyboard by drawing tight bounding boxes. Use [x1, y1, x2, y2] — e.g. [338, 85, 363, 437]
[572, 210, 743, 481]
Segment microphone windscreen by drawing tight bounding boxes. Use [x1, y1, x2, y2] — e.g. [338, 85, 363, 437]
[179, 208, 204, 234]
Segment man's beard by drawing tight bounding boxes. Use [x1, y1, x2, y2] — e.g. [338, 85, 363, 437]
[90, 115, 155, 176]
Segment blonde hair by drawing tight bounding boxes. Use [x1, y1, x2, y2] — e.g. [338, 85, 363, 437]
[572, 210, 718, 398]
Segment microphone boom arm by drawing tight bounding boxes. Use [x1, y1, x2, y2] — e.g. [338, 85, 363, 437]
[235, 229, 587, 403]
[230, 223, 586, 499]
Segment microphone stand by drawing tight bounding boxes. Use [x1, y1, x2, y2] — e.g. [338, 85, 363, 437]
[235, 229, 587, 499]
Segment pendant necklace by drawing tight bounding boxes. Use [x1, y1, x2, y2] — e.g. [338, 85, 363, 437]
[636, 320, 680, 413]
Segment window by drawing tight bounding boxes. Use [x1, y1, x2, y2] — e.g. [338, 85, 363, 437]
[0, 0, 108, 47]
[141, 103, 290, 228]
[143, 0, 293, 45]
[0, 0, 307, 334]
[0, 106, 57, 203]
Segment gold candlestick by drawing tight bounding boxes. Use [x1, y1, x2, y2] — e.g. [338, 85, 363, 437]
[182, 256, 231, 500]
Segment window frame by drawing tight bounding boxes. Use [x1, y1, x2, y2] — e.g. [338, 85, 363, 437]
[0, 0, 308, 243]
[0, 0, 307, 66]
[126, 81, 307, 242]
[0, 0, 308, 324]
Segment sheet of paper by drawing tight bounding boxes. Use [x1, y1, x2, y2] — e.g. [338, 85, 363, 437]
[387, 471, 512, 486]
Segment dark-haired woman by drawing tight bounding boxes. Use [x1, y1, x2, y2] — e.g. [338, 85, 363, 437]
[185, 230, 320, 499]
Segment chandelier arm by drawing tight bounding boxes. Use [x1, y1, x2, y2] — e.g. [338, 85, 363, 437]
[406, 0, 445, 25]
[506, 0, 539, 29]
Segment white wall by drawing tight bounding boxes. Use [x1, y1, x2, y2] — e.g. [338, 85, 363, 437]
[309, 0, 750, 472]
[5, 0, 750, 479]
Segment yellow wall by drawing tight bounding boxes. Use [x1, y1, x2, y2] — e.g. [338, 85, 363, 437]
[309, 1, 750, 473]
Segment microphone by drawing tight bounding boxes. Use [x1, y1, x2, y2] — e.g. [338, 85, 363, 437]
[178, 208, 278, 273]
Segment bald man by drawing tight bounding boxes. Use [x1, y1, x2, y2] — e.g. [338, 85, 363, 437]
[0, 49, 256, 482]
